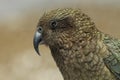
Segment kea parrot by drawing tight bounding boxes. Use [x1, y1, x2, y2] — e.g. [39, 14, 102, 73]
[33, 8, 120, 80]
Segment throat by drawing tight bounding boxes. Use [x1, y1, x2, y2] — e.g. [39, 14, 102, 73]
[49, 41, 107, 80]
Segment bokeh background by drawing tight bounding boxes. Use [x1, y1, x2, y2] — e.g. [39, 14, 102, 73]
[0, 0, 120, 80]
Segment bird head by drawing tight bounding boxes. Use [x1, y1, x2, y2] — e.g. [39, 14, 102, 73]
[33, 8, 96, 55]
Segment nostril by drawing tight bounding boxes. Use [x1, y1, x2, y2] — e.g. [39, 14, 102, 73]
[38, 27, 43, 33]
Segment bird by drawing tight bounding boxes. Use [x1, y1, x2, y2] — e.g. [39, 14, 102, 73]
[33, 8, 120, 80]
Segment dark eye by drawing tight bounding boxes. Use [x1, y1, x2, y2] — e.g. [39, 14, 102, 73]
[50, 20, 57, 30]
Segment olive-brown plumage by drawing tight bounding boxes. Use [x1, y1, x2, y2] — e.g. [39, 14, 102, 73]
[33, 8, 120, 80]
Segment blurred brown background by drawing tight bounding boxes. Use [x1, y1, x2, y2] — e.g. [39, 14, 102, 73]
[0, 0, 120, 80]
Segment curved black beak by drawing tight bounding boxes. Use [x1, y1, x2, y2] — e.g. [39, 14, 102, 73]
[33, 27, 43, 55]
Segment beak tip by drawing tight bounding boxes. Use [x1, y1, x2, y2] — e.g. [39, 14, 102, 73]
[37, 51, 41, 56]
[38, 54, 41, 56]
[33, 45, 41, 56]
[33, 30, 43, 56]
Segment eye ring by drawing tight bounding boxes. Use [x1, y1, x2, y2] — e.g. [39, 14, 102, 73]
[50, 20, 57, 29]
